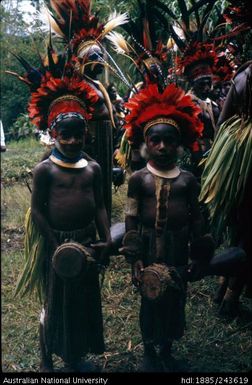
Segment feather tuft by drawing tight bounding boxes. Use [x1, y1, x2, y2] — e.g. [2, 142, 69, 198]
[101, 12, 129, 38]
[106, 31, 130, 54]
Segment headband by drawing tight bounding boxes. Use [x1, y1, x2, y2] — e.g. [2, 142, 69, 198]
[144, 118, 180, 136]
[49, 112, 86, 132]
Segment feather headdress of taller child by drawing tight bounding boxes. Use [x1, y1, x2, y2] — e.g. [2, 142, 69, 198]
[6, 38, 99, 136]
[45, 0, 128, 55]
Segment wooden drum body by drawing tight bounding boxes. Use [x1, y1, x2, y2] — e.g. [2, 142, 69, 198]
[140, 263, 181, 301]
[52, 242, 91, 279]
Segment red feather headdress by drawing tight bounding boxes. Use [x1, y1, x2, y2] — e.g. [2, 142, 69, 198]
[172, 0, 251, 82]
[124, 83, 203, 149]
[176, 41, 218, 81]
[167, 0, 220, 82]
[6, 49, 99, 137]
[28, 67, 98, 137]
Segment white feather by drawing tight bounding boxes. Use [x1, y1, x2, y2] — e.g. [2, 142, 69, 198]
[101, 12, 128, 38]
[106, 31, 130, 54]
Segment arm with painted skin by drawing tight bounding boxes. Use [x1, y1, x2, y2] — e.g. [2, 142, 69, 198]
[31, 161, 58, 252]
[123, 172, 144, 286]
[125, 172, 141, 233]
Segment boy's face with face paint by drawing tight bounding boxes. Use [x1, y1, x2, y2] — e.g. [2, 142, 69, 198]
[145, 123, 180, 169]
[55, 117, 86, 159]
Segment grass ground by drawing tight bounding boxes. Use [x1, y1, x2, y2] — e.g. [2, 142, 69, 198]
[1, 138, 252, 373]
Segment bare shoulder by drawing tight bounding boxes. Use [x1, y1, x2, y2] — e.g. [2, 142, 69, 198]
[180, 168, 195, 179]
[33, 158, 53, 177]
[180, 169, 198, 184]
[179, 169, 200, 194]
[127, 168, 149, 197]
[86, 159, 102, 177]
[129, 167, 148, 184]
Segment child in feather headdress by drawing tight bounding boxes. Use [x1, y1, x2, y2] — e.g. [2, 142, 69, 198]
[10, 55, 111, 372]
[119, 82, 212, 372]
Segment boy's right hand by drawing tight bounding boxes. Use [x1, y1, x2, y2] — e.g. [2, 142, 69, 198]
[119, 230, 143, 263]
[132, 259, 144, 287]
